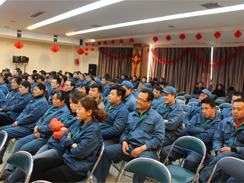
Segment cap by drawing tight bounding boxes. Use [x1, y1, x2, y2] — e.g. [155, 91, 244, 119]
[94, 77, 101, 84]
[4, 68, 10, 72]
[200, 89, 211, 97]
[163, 86, 177, 95]
[145, 83, 152, 88]
[118, 81, 133, 89]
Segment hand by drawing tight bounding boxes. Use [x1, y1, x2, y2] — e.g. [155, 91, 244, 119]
[164, 120, 168, 122]
[34, 132, 41, 138]
[71, 143, 78, 148]
[218, 147, 231, 154]
[122, 141, 129, 155]
[0, 108, 2, 112]
[60, 127, 67, 131]
[130, 147, 143, 158]
[34, 126, 38, 133]
[12, 121, 19, 127]
[67, 132, 72, 139]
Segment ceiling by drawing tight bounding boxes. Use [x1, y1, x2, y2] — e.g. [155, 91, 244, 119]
[0, 0, 244, 46]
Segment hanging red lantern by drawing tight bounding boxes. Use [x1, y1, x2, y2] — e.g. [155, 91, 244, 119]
[51, 45, 59, 53]
[129, 38, 134, 44]
[153, 36, 158, 43]
[179, 34, 186, 42]
[103, 41, 107, 45]
[14, 41, 24, 50]
[90, 47, 94, 51]
[234, 30, 242, 40]
[165, 35, 171, 42]
[111, 40, 115, 44]
[85, 43, 89, 46]
[97, 41, 101, 46]
[91, 42, 95, 46]
[85, 47, 89, 51]
[119, 39, 124, 45]
[85, 52, 88, 56]
[214, 32, 221, 40]
[195, 33, 202, 42]
[77, 48, 84, 57]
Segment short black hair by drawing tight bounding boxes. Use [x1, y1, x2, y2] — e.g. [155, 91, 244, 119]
[36, 75, 45, 81]
[46, 76, 52, 80]
[229, 87, 235, 91]
[52, 75, 61, 85]
[90, 83, 102, 93]
[154, 86, 163, 93]
[54, 90, 67, 101]
[33, 70, 37, 74]
[111, 79, 118, 84]
[201, 97, 216, 108]
[133, 75, 137, 78]
[233, 92, 243, 98]
[139, 88, 154, 102]
[12, 76, 22, 85]
[110, 85, 126, 101]
[143, 76, 147, 80]
[67, 79, 75, 87]
[153, 78, 158, 82]
[233, 98, 244, 104]
[81, 84, 90, 94]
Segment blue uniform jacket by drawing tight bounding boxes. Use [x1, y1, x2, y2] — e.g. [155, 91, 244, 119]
[45, 82, 52, 96]
[36, 104, 69, 137]
[124, 93, 137, 112]
[219, 108, 232, 120]
[132, 81, 139, 90]
[1, 90, 31, 121]
[75, 79, 86, 88]
[151, 97, 164, 110]
[30, 82, 36, 92]
[0, 83, 8, 96]
[101, 84, 110, 97]
[120, 108, 165, 150]
[184, 102, 202, 127]
[187, 113, 221, 151]
[213, 117, 244, 156]
[60, 118, 103, 176]
[16, 94, 48, 127]
[132, 90, 139, 98]
[157, 102, 184, 140]
[100, 102, 129, 140]
[48, 89, 60, 107]
[0, 91, 6, 108]
[47, 112, 79, 154]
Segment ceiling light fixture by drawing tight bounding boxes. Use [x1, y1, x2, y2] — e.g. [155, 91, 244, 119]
[27, 0, 124, 30]
[67, 3, 244, 35]
[0, 0, 6, 6]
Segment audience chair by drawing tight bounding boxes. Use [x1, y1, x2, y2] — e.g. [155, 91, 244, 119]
[164, 136, 206, 183]
[179, 104, 190, 113]
[184, 94, 192, 100]
[189, 98, 199, 103]
[118, 158, 172, 183]
[0, 131, 8, 152]
[207, 157, 244, 183]
[219, 103, 232, 110]
[217, 97, 228, 102]
[177, 92, 186, 96]
[187, 102, 198, 106]
[191, 94, 199, 99]
[215, 99, 225, 106]
[211, 94, 217, 100]
[176, 96, 186, 101]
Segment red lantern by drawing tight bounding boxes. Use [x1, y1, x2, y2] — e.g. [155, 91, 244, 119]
[165, 35, 171, 42]
[74, 58, 80, 66]
[119, 39, 124, 45]
[97, 41, 101, 46]
[103, 41, 107, 45]
[179, 34, 186, 41]
[85, 52, 88, 56]
[234, 30, 242, 40]
[14, 41, 24, 50]
[85, 43, 89, 46]
[214, 32, 221, 40]
[91, 42, 95, 46]
[153, 36, 158, 43]
[77, 48, 84, 57]
[90, 47, 94, 51]
[51, 45, 59, 52]
[195, 33, 202, 42]
[85, 47, 89, 51]
[129, 38, 134, 44]
[111, 40, 115, 44]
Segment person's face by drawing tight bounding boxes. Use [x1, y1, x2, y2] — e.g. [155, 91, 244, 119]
[232, 95, 242, 104]
[122, 85, 131, 97]
[12, 70, 18, 76]
[69, 98, 78, 113]
[133, 77, 137, 82]
[2, 71, 6, 75]
[65, 81, 73, 91]
[27, 76, 34, 84]
[79, 74, 84, 80]
[52, 94, 65, 108]
[136, 92, 151, 110]
[19, 84, 29, 95]
[51, 79, 59, 90]
[202, 103, 216, 119]
[232, 102, 244, 120]
[73, 73, 78, 78]
[79, 86, 87, 95]
[108, 89, 121, 104]
[121, 75, 125, 80]
[0, 77, 4, 84]
[11, 79, 19, 90]
[198, 82, 203, 88]
[89, 87, 100, 99]
[163, 93, 175, 104]
[142, 78, 147, 83]
[86, 76, 91, 82]
[159, 78, 164, 83]
[47, 78, 52, 84]
[153, 89, 161, 99]
[76, 102, 91, 120]
[39, 72, 42, 75]
[101, 78, 106, 85]
[217, 85, 222, 90]
[33, 86, 44, 97]
[199, 93, 208, 102]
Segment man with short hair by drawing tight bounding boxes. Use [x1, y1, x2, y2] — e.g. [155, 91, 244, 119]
[132, 75, 139, 90]
[36, 75, 45, 85]
[151, 86, 164, 110]
[86, 75, 92, 86]
[75, 73, 86, 88]
[101, 77, 110, 98]
[193, 81, 204, 94]
[219, 92, 243, 120]
[92, 77, 101, 85]
[45, 76, 52, 95]
[48, 76, 61, 106]
[119, 81, 137, 112]
[226, 86, 235, 103]
[119, 74, 125, 84]
[137, 76, 147, 91]
[64, 80, 75, 109]
[157, 86, 184, 147]
[89, 83, 105, 109]
[73, 71, 79, 83]
[94, 88, 165, 183]
[199, 98, 244, 182]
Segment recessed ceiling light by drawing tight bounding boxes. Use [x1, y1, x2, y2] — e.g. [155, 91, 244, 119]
[168, 25, 175, 28]
[67, 3, 244, 36]
[27, 0, 124, 30]
[0, 0, 6, 6]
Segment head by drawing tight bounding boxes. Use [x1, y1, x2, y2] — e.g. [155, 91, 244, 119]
[69, 91, 86, 113]
[22, 73, 29, 81]
[163, 86, 176, 105]
[27, 75, 35, 85]
[89, 83, 102, 100]
[217, 84, 223, 90]
[132, 75, 137, 82]
[79, 84, 90, 95]
[153, 78, 158, 83]
[77, 96, 108, 123]
[61, 75, 67, 84]
[52, 90, 67, 108]
[19, 81, 31, 95]
[65, 80, 75, 92]
[46, 76, 52, 84]
[108, 85, 126, 105]
[33, 83, 46, 98]
[86, 75, 92, 83]
[159, 77, 164, 83]
[229, 87, 235, 94]
[120, 81, 133, 97]
[0, 75, 4, 84]
[110, 79, 118, 86]
[36, 75, 45, 84]
[12, 69, 19, 76]
[79, 73, 84, 80]
[232, 98, 244, 121]
[73, 72, 78, 79]
[3, 68, 10, 74]
[201, 97, 216, 119]
[101, 77, 107, 85]
[11, 76, 22, 90]
[33, 70, 37, 74]
[153, 86, 163, 99]
[232, 92, 243, 104]
[199, 89, 211, 102]
[142, 77, 147, 83]
[121, 74, 125, 80]
[136, 88, 154, 111]
[51, 76, 61, 90]
[198, 81, 204, 88]
[93, 77, 101, 85]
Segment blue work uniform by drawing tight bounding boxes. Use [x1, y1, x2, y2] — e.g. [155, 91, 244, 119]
[132, 90, 139, 98]
[184, 102, 202, 127]
[123, 93, 137, 112]
[75, 79, 86, 88]
[45, 81, 52, 95]
[0, 91, 6, 108]
[94, 107, 165, 183]
[30, 82, 36, 92]
[219, 107, 232, 120]
[132, 81, 139, 90]
[151, 97, 164, 110]
[0, 83, 8, 96]
[200, 117, 244, 182]
[157, 101, 184, 146]
[48, 89, 59, 107]
[101, 84, 110, 98]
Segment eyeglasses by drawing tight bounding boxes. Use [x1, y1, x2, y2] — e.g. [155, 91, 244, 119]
[136, 97, 147, 103]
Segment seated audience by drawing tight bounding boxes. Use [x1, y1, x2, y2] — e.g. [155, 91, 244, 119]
[48, 76, 61, 107]
[27, 75, 36, 92]
[137, 76, 147, 91]
[0, 75, 8, 96]
[101, 77, 110, 98]
[151, 86, 164, 110]
[132, 75, 139, 90]
[212, 84, 225, 98]
[60, 75, 67, 91]
[226, 86, 235, 103]
[85, 75, 93, 86]
[193, 81, 204, 94]
[0, 91, 6, 108]
[78, 84, 90, 96]
[75, 73, 86, 88]
[89, 83, 105, 109]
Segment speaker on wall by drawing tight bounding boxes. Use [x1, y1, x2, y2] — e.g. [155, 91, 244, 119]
[79, 39, 83, 46]
[21, 56, 29, 63]
[13, 56, 21, 63]
[88, 64, 97, 76]
[17, 30, 21, 38]
[13, 56, 29, 63]
[54, 35, 58, 42]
